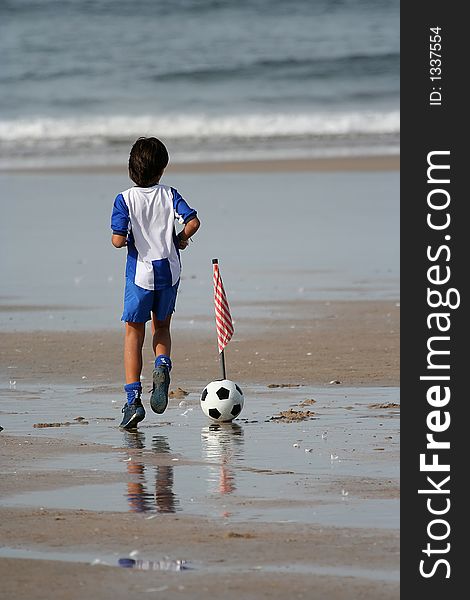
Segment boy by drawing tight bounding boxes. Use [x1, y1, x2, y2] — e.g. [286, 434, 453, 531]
[111, 137, 200, 430]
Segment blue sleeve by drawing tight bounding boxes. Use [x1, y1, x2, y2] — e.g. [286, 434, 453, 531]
[111, 194, 130, 235]
[171, 188, 197, 224]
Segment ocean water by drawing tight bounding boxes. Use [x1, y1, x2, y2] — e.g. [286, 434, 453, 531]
[1, 0, 399, 166]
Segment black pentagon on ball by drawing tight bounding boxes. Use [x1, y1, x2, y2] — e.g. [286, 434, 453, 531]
[235, 384, 242, 395]
[231, 403, 242, 417]
[201, 388, 208, 401]
[216, 387, 230, 400]
[209, 408, 221, 419]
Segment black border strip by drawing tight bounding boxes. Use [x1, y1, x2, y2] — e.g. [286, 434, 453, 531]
[401, 3, 465, 594]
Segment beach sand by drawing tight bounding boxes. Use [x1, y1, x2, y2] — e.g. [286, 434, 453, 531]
[0, 157, 399, 599]
[1, 153, 399, 175]
[0, 299, 398, 388]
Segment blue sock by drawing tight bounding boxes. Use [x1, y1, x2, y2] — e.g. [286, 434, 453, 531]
[155, 354, 172, 371]
[125, 381, 142, 405]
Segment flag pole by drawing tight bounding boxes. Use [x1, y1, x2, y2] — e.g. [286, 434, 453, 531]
[212, 258, 227, 380]
[220, 346, 227, 380]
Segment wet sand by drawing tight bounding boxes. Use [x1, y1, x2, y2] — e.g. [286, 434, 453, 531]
[1, 153, 399, 175]
[1, 152, 399, 597]
[0, 298, 399, 599]
[0, 501, 399, 599]
[0, 299, 399, 388]
[0, 387, 399, 599]
[0, 558, 399, 600]
[1, 165, 399, 335]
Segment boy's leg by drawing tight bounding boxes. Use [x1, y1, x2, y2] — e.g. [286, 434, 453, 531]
[151, 314, 172, 362]
[119, 278, 154, 429]
[150, 314, 172, 414]
[120, 321, 146, 429]
[149, 283, 178, 414]
[125, 321, 146, 384]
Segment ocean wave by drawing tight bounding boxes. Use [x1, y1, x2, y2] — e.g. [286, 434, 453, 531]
[0, 111, 400, 148]
[154, 52, 399, 83]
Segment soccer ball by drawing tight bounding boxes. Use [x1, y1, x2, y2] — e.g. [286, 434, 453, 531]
[200, 379, 244, 422]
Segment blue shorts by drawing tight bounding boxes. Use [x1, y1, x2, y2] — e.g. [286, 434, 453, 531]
[122, 278, 179, 323]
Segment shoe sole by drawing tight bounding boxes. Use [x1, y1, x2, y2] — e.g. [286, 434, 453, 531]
[150, 368, 170, 414]
[119, 415, 138, 430]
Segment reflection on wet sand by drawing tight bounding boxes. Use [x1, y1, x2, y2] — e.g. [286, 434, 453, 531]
[122, 423, 246, 512]
[122, 432, 179, 514]
[201, 423, 244, 495]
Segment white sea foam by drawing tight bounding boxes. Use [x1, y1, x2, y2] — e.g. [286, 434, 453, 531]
[0, 111, 399, 146]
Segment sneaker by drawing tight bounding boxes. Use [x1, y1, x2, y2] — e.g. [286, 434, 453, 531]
[150, 365, 170, 414]
[119, 399, 146, 430]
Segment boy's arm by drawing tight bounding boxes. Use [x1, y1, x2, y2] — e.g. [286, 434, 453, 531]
[177, 216, 200, 249]
[111, 234, 127, 248]
[111, 194, 129, 248]
[171, 187, 200, 249]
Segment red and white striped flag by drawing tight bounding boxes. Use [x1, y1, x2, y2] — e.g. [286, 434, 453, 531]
[212, 259, 234, 353]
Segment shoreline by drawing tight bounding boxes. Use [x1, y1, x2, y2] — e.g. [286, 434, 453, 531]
[1, 153, 399, 175]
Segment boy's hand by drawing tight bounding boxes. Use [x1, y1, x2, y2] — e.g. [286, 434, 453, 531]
[177, 216, 200, 250]
[177, 232, 190, 250]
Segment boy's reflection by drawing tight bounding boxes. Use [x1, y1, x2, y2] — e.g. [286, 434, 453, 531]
[201, 422, 244, 495]
[152, 435, 177, 513]
[122, 432, 179, 513]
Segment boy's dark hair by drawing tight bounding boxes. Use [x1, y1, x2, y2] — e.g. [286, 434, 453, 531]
[128, 137, 169, 187]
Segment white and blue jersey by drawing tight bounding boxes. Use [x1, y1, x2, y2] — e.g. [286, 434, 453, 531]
[111, 184, 197, 291]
